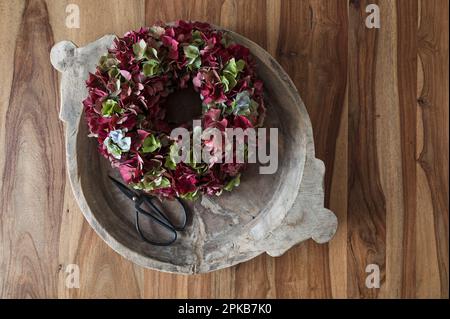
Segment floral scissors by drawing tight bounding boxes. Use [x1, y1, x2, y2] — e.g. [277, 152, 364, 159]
[108, 176, 187, 246]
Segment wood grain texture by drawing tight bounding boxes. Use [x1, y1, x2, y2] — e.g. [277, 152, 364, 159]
[274, 0, 347, 299]
[0, 0, 447, 298]
[0, 0, 65, 298]
[348, 0, 386, 298]
[416, 0, 449, 298]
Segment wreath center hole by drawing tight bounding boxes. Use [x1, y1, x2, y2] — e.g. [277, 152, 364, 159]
[165, 84, 203, 125]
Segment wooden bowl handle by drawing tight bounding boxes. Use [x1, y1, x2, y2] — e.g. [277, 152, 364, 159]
[261, 157, 338, 257]
[50, 35, 116, 123]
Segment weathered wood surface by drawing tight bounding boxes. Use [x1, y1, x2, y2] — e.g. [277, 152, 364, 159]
[0, 0, 448, 298]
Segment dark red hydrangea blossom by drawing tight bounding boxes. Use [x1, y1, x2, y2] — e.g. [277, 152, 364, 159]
[83, 21, 265, 200]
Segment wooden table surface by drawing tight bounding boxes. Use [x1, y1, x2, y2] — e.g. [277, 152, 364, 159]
[0, 0, 448, 299]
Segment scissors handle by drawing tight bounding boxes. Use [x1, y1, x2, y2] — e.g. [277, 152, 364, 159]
[142, 194, 187, 231]
[108, 175, 187, 246]
[135, 207, 177, 246]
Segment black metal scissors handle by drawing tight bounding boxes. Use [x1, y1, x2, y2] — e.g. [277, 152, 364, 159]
[108, 176, 187, 246]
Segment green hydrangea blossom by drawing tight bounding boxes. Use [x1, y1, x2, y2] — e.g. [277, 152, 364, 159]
[133, 39, 148, 60]
[180, 190, 200, 200]
[143, 59, 160, 77]
[133, 175, 171, 191]
[224, 174, 241, 191]
[141, 134, 161, 153]
[191, 30, 204, 46]
[220, 58, 245, 92]
[164, 143, 179, 170]
[131, 159, 171, 191]
[99, 53, 118, 71]
[183, 45, 201, 69]
[104, 139, 122, 159]
[101, 99, 122, 117]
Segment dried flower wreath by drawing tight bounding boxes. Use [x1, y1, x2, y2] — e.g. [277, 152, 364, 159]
[83, 21, 265, 200]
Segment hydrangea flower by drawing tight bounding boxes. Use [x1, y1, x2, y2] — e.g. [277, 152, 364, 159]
[103, 129, 131, 159]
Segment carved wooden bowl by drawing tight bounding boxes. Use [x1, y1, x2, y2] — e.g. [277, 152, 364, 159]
[50, 28, 337, 274]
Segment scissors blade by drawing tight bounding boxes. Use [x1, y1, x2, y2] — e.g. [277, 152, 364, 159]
[108, 175, 138, 201]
